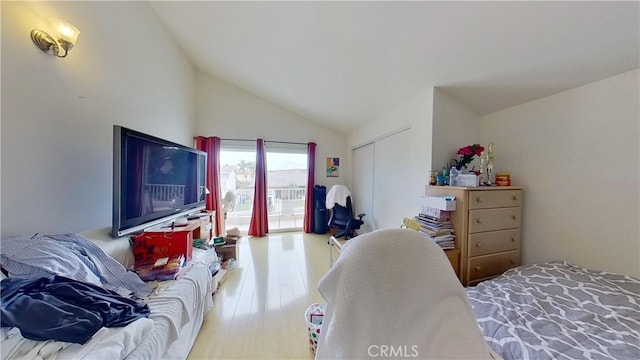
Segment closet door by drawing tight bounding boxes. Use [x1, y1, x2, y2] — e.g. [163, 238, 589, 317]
[352, 143, 374, 233]
[372, 128, 412, 230]
[352, 127, 412, 233]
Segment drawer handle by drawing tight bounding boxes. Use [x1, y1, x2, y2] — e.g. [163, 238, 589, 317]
[476, 242, 482, 248]
[509, 259, 517, 265]
[510, 237, 516, 242]
[512, 215, 518, 220]
[475, 266, 482, 271]
[512, 195, 519, 201]
[476, 218, 483, 224]
[476, 197, 483, 203]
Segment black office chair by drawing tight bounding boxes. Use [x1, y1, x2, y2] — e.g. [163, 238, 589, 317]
[328, 196, 365, 239]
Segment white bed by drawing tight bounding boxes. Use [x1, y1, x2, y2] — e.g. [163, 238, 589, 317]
[0, 231, 214, 360]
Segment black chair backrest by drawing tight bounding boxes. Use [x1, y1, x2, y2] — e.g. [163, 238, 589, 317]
[329, 196, 355, 228]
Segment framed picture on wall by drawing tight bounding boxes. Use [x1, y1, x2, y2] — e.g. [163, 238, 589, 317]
[327, 157, 339, 177]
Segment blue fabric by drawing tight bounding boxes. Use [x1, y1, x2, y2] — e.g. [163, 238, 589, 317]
[1, 275, 150, 344]
[0, 234, 152, 297]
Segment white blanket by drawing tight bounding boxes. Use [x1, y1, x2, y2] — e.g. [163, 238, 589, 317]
[1, 318, 153, 360]
[1, 263, 213, 360]
[316, 228, 499, 359]
[325, 185, 351, 209]
[125, 263, 213, 360]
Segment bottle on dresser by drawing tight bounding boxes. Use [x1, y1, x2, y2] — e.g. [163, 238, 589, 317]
[449, 167, 460, 186]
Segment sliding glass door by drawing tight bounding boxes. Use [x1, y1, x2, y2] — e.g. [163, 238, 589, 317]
[220, 141, 307, 234]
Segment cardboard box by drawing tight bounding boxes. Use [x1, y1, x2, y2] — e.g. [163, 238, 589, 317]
[223, 236, 240, 245]
[420, 196, 456, 211]
[419, 206, 451, 219]
[216, 243, 238, 261]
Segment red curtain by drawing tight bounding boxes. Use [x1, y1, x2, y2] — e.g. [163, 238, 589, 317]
[248, 139, 269, 237]
[303, 142, 316, 233]
[195, 136, 224, 236]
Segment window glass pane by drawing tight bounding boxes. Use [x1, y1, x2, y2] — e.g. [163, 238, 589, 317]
[267, 151, 307, 232]
[220, 148, 255, 233]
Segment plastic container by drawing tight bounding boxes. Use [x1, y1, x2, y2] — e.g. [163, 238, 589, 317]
[305, 303, 326, 353]
[449, 167, 460, 186]
[495, 172, 512, 186]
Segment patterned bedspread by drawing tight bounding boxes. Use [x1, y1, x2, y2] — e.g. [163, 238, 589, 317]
[466, 261, 640, 360]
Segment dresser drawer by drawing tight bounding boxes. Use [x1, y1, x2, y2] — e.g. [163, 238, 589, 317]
[467, 250, 520, 282]
[468, 229, 520, 257]
[468, 208, 521, 233]
[468, 190, 522, 209]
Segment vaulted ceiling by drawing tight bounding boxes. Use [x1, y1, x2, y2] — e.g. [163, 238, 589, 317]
[149, 1, 639, 134]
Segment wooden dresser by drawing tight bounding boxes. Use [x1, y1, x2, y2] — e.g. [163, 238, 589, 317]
[425, 186, 523, 286]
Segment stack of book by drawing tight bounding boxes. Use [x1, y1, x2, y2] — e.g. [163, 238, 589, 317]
[134, 254, 192, 281]
[408, 207, 455, 250]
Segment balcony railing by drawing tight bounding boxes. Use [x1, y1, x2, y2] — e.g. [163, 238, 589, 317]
[146, 184, 207, 205]
[227, 187, 307, 231]
[228, 187, 306, 215]
[147, 183, 185, 203]
[143, 184, 306, 230]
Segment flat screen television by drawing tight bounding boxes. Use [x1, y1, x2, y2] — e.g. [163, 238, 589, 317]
[112, 125, 207, 237]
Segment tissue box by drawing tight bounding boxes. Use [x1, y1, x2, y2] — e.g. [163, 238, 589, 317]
[457, 174, 480, 187]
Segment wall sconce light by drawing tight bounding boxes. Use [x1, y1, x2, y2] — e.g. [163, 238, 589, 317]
[31, 19, 80, 58]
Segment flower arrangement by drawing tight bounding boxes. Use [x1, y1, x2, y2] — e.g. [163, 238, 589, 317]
[453, 144, 484, 170]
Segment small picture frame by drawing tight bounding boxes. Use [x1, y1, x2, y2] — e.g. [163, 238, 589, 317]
[326, 157, 339, 177]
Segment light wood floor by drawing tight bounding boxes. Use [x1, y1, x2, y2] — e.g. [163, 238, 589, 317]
[188, 232, 331, 360]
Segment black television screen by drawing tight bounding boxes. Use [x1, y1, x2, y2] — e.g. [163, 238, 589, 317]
[112, 125, 207, 237]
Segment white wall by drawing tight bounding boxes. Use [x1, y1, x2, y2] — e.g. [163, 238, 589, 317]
[481, 69, 640, 277]
[348, 88, 434, 229]
[1, 1, 195, 236]
[432, 89, 482, 172]
[194, 71, 346, 189]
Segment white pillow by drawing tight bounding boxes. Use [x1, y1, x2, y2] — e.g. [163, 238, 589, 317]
[81, 228, 135, 270]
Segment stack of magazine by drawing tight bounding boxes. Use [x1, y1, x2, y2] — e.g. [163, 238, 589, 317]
[407, 208, 455, 250]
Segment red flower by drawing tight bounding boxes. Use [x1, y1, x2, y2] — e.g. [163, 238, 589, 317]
[457, 146, 474, 156]
[453, 144, 485, 170]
